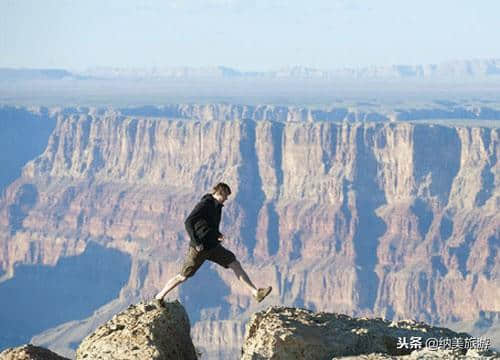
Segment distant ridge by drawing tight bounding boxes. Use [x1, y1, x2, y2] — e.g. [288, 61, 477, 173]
[77, 59, 500, 80]
[0, 68, 82, 80]
[2, 59, 500, 81]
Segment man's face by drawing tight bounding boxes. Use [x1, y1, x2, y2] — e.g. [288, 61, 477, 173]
[216, 190, 230, 204]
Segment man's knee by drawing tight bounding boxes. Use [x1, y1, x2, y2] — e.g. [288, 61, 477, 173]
[180, 266, 196, 279]
[227, 259, 240, 270]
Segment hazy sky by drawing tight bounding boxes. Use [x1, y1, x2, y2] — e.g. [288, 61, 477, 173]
[1, 0, 499, 71]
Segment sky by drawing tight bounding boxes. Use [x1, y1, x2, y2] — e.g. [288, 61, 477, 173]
[1, 0, 500, 71]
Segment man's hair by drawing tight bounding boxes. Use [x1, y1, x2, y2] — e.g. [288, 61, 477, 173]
[213, 182, 231, 195]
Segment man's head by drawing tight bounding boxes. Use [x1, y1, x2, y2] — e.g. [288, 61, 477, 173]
[212, 182, 231, 204]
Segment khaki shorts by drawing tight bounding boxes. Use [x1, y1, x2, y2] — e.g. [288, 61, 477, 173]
[180, 244, 236, 278]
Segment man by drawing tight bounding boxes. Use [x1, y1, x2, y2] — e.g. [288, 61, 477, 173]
[155, 182, 272, 306]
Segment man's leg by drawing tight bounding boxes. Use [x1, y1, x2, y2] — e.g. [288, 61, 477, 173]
[156, 246, 205, 302]
[211, 245, 272, 302]
[228, 260, 258, 297]
[155, 273, 187, 301]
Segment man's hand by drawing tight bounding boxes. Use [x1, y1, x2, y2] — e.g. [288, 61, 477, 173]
[218, 234, 225, 242]
[195, 243, 204, 252]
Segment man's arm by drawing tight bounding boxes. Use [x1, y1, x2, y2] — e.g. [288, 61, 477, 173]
[184, 200, 209, 247]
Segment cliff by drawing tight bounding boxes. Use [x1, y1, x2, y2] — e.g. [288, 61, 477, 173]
[3, 304, 497, 360]
[0, 104, 498, 357]
[118, 103, 500, 123]
[0, 106, 56, 194]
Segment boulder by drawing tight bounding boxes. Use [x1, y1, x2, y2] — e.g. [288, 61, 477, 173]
[333, 347, 500, 359]
[241, 306, 494, 360]
[76, 300, 197, 360]
[0, 344, 69, 360]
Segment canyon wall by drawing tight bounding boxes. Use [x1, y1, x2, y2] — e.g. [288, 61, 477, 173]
[0, 105, 498, 358]
[0, 106, 56, 194]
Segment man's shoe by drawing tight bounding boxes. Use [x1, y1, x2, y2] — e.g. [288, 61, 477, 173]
[254, 286, 272, 303]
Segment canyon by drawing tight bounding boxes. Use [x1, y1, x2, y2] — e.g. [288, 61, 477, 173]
[0, 104, 498, 358]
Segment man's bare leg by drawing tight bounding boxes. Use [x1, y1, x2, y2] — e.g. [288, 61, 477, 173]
[155, 273, 187, 301]
[228, 260, 258, 297]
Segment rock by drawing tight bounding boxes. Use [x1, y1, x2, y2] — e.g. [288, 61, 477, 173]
[75, 300, 197, 360]
[0, 344, 69, 360]
[241, 306, 485, 360]
[333, 348, 500, 359]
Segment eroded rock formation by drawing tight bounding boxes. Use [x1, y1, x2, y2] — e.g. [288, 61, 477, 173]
[5, 304, 497, 360]
[241, 306, 498, 359]
[75, 300, 197, 360]
[332, 348, 499, 359]
[0, 344, 69, 360]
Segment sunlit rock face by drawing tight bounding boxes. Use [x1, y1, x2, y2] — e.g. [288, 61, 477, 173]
[0, 105, 498, 358]
[0, 344, 69, 360]
[240, 306, 482, 360]
[75, 300, 197, 360]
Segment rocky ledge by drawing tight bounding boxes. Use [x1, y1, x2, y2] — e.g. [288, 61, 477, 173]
[0, 300, 197, 360]
[333, 347, 499, 359]
[2, 303, 498, 359]
[241, 306, 499, 360]
[0, 344, 69, 360]
[75, 300, 197, 360]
